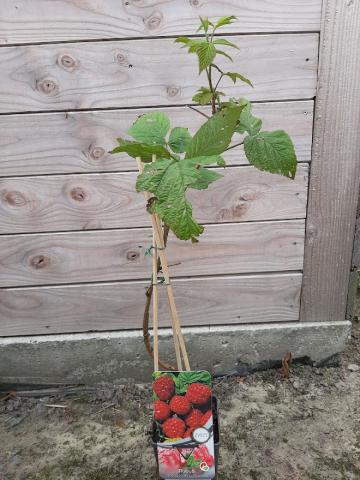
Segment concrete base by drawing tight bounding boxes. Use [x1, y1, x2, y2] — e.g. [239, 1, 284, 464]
[0, 321, 352, 385]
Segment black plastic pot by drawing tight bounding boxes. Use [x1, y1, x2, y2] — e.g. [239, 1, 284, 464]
[152, 397, 220, 479]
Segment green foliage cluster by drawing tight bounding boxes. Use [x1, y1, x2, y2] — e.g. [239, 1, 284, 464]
[111, 16, 297, 242]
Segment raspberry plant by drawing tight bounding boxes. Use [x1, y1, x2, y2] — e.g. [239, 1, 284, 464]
[111, 16, 298, 366]
[112, 15, 297, 242]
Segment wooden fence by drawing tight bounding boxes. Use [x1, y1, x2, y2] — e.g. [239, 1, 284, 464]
[0, 1, 358, 339]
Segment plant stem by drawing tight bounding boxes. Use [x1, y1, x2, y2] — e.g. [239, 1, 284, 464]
[206, 65, 217, 115]
[225, 140, 244, 151]
[188, 105, 210, 119]
[214, 73, 224, 92]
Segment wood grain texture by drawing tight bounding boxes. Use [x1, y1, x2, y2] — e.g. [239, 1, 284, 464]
[0, 273, 302, 336]
[0, 101, 313, 176]
[0, 1, 322, 45]
[0, 34, 318, 113]
[0, 165, 309, 234]
[300, 0, 360, 322]
[0, 220, 305, 287]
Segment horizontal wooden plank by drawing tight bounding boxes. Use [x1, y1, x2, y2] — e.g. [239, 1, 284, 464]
[0, 165, 308, 234]
[0, 220, 305, 287]
[0, 273, 302, 336]
[0, 101, 314, 176]
[0, 1, 322, 45]
[0, 34, 318, 113]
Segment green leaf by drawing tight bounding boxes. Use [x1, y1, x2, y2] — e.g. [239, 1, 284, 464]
[168, 127, 192, 153]
[111, 139, 171, 162]
[213, 39, 239, 49]
[225, 72, 253, 87]
[136, 157, 222, 240]
[197, 17, 213, 33]
[215, 49, 233, 62]
[187, 39, 207, 52]
[196, 42, 217, 73]
[189, 168, 223, 190]
[155, 197, 204, 241]
[174, 36, 191, 45]
[236, 101, 262, 136]
[186, 106, 243, 158]
[244, 130, 298, 179]
[128, 112, 170, 145]
[192, 87, 213, 105]
[175, 371, 212, 394]
[214, 15, 237, 30]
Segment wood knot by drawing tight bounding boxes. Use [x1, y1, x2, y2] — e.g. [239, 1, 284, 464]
[70, 186, 87, 202]
[57, 53, 79, 72]
[189, 0, 200, 6]
[144, 12, 163, 30]
[30, 255, 50, 269]
[126, 250, 140, 261]
[1, 190, 27, 207]
[115, 52, 129, 66]
[89, 146, 105, 160]
[167, 85, 181, 98]
[37, 78, 59, 96]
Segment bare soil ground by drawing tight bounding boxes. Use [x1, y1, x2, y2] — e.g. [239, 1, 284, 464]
[1, 302, 360, 480]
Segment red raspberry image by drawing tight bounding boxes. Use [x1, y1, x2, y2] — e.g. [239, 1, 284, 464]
[169, 395, 191, 415]
[153, 375, 175, 401]
[185, 409, 203, 428]
[201, 410, 212, 426]
[162, 417, 186, 439]
[183, 427, 195, 439]
[154, 400, 171, 421]
[186, 383, 211, 405]
[192, 444, 214, 468]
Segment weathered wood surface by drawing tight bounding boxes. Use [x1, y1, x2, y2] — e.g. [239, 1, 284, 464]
[300, 0, 360, 322]
[0, 34, 318, 113]
[0, 101, 313, 176]
[0, 165, 308, 234]
[0, 220, 305, 287]
[0, 1, 322, 45]
[0, 273, 302, 336]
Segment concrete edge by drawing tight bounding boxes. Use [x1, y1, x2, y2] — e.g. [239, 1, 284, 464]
[0, 321, 352, 385]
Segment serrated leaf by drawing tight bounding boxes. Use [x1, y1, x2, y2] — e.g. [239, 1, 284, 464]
[111, 139, 171, 162]
[214, 15, 237, 30]
[215, 49, 233, 62]
[155, 197, 204, 241]
[244, 130, 297, 179]
[192, 87, 213, 105]
[189, 168, 223, 190]
[187, 39, 208, 53]
[226, 72, 253, 87]
[186, 106, 242, 158]
[236, 101, 262, 136]
[213, 39, 239, 49]
[127, 112, 170, 145]
[168, 127, 192, 153]
[136, 157, 222, 240]
[196, 42, 217, 73]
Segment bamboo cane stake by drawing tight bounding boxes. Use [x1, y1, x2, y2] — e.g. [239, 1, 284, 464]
[136, 158, 189, 370]
[152, 228, 159, 372]
[151, 218, 190, 371]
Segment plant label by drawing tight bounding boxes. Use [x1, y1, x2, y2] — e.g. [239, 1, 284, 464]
[153, 371, 216, 479]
